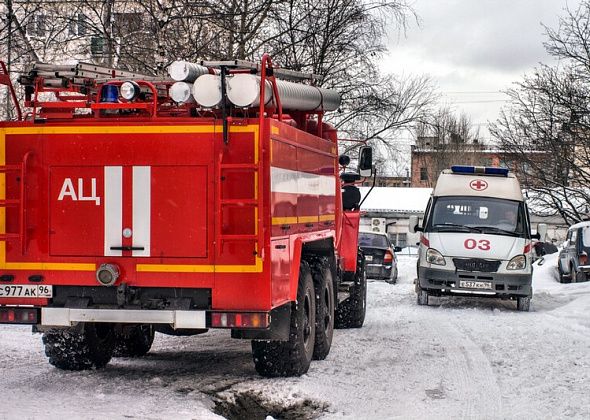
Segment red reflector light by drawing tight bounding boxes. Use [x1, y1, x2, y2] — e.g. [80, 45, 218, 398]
[383, 251, 393, 263]
[210, 312, 269, 329]
[420, 235, 430, 247]
[523, 243, 532, 254]
[0, 307, 38, 324]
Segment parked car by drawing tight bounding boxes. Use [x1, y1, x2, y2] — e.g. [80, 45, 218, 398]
[558, 221, 590, 283]
[358, 231, 399, 283]
[533, 241, 558, 258]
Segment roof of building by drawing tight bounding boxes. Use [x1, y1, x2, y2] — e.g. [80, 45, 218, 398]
[360, 187, 432, 214]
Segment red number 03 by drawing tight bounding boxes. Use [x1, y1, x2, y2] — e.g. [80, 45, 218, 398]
[464, 239, 491, 251]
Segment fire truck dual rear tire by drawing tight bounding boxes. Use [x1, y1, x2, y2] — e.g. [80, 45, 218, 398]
[251, 261, 316, 377]
[113, 324, 155, 357]
[42, 323, 115, 370]
[311, 258, 335, 360]
[335, 252, 367, 329]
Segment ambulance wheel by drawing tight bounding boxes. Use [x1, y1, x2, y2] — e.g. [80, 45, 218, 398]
[417, 288, 429, 306]
[557, 262, 567, 283]
[311, 258, 335, 360]
[113, 324, 155, 357]
[517, 296, 531, 312]
[251, 261, 316, 377]
[43, 323, 115, 370]
[335, 252, 367, 329]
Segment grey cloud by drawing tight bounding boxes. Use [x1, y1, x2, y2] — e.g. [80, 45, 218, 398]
[394, 0, 577, 73]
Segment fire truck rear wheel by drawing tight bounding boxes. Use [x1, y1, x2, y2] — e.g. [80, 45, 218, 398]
[335, 251, 367, 329]
[113, 324, 155, 357]
[42, 323, 115, 371]
[311, 258, 335, 360]
[251, 261, 316, 377]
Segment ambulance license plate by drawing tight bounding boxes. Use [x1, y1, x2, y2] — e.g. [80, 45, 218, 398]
[459, 281, 492, 290]
[0, 285, 52, 298]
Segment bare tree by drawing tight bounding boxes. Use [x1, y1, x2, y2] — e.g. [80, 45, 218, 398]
[413, 107, 482, 187]
[491, 1, 590, 224]
[0, 0, 433, 163]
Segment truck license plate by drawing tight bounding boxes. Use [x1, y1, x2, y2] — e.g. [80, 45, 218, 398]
[365, 255, 373, 262]
[0, 285, 52, 298]
[459, 281, 492, 290]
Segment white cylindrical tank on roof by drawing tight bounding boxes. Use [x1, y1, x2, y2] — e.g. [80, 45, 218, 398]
[169, 82, 195, 103]
[168, 60, 209, 82]
[192, 74, 223, 108]
[226, 74, 341, 111]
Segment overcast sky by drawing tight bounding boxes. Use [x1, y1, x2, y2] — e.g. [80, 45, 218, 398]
[382, 0, 582, 142]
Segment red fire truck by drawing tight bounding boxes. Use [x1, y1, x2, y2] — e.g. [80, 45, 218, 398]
[0, 56, 372, 377]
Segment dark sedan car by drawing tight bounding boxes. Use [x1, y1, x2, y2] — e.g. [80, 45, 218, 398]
[358, 231, 399, 283]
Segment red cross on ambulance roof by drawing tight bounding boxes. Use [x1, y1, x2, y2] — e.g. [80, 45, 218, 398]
[469, 179, 488, 191]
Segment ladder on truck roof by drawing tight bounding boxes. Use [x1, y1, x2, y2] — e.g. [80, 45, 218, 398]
[18, 62, 167, 88]
[199, 59, 322, 82]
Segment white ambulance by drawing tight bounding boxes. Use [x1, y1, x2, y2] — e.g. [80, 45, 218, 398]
[409, 166, 547, 311]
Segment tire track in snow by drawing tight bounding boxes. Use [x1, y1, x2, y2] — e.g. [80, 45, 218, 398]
[413, 308, 503, 419]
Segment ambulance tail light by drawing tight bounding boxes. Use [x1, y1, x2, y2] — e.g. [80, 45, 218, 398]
[210, 312, 269, 329]
[0, 307, 39, 324]
[451, 165, 509, 176]
[579, 251, 588, 266]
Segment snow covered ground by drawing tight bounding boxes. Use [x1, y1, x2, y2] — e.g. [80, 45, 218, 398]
[1, 253, 589, 419]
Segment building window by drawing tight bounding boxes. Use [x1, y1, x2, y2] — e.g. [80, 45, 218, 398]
[420, 167, 428, 181]
[91, 36, 105, 56]
[113, 12, 144, 37]
[27, 14, 47, 38]
[397, 233, 407, 248]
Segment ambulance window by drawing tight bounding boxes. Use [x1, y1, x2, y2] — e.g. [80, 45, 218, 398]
[582, 228, 590, 247]
[429, 196, 525, 236]
[570, 229, 577, 245]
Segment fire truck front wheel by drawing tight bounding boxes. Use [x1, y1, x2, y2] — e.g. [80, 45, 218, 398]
[42, 323, 115, 370]
[251, 261, 316, 377]
[113, 324, 155, 357]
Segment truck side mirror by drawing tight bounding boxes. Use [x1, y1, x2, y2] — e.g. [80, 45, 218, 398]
[533, 223, 548, 241]
[358, 146, 373, 177]
[409, 215, 421, 233]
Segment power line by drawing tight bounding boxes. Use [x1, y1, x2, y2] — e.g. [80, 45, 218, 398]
[442, 91, 508, 94]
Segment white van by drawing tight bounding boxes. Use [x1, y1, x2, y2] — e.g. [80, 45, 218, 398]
[409, 166, 547, 311]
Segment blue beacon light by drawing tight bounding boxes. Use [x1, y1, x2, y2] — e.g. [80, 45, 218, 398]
[100, 84, 119, 103]
[451, 165, 509, 176]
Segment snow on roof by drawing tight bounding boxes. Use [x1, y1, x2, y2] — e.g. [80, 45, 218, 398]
[360, 187, 432, 214]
